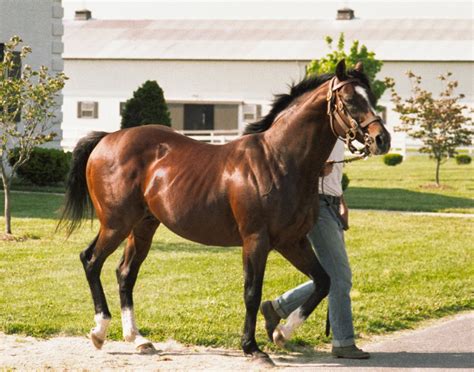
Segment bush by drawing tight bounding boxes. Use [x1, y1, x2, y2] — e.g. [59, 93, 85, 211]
[383, 153, 403, 166]
[342, 173, 350, 191]
[121, 80, 171, 129]
[455, 154, 471, 165]
[9, 147, 72, 186]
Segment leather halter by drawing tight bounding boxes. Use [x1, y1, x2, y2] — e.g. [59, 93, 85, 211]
[326, 76, 383, 154]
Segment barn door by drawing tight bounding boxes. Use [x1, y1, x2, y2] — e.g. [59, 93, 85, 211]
[184, 104, 214, 130]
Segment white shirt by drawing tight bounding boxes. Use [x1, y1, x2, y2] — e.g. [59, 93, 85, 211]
[318, 139, 345, 197]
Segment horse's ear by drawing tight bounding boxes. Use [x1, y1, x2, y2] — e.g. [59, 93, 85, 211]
[355, 61, 364, 72]
[335, 59, 348, 81]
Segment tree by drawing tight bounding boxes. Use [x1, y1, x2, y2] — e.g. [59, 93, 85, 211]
[0, 36, 67, 236]
[121, 80, 171, 129]
[385, 71, 473, 186]
[306, 33, 386, 106]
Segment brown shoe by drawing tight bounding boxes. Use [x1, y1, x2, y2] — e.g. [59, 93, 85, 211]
[260, 301, 281, 342]
[332, 344, 370, 359]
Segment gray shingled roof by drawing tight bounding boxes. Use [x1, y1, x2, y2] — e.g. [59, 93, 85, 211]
[63, 18, 473, 61]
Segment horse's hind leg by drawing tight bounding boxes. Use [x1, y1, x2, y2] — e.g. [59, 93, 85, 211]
[273, 237, 330, 346]
[116, 214, 160, 354]
[80, 227, 131, 349]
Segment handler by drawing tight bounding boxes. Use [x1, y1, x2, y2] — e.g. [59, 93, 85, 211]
[260, 139, 369, 359]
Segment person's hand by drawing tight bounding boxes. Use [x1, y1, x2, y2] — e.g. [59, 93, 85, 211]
[319, 161, 334, 177]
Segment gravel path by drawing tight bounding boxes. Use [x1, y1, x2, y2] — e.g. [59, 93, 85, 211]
[1, 312, 472, 371]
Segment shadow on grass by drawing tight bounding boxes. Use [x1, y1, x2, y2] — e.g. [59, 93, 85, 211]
[346, 187, 474, 213]
[9, 187, 474, 221]
[6, 191, 64, 219]
[151, 241, 240, 254]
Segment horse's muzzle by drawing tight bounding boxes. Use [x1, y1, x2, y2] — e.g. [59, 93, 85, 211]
[368, 130, 391, 155]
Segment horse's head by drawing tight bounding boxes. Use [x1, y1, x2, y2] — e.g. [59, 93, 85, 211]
[327, 60, 391, 155]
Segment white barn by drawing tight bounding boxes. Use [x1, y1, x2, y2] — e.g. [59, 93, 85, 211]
[0, 0, 65, 148]
[61, 8, 473, 152]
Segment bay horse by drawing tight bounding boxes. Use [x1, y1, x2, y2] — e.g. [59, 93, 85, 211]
[59, 60, 390, 365]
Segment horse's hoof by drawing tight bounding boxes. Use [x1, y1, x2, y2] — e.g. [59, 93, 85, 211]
[136, 342, 157, 354]
[249, 351, 275, 368]
[272, 326, 286, 348]
[90, 332, 105, 350]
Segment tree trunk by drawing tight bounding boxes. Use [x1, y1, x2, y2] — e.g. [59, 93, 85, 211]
[0, 164, 12, 235]
[3, 183, 11, 235]
[435, 158, 441, 187]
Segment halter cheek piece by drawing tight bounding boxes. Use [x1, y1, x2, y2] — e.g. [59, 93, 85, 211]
[326, 77, 383, 154]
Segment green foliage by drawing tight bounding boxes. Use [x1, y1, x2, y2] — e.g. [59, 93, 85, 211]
[8, 147, 71, 186]
[341, 173, 350, 191]
[383, 153, 403, 166]
[455, 154, 471, 165]
[386, 72, 473, 186]
[121, 80, 171, 129]
[306, 33, 386, 105]
[0, 35, 67, 234]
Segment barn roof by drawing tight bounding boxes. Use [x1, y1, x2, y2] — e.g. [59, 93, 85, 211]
[63, 18, 473, 62]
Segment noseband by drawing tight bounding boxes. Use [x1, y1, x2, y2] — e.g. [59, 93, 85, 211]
[326, 77, 383, 154]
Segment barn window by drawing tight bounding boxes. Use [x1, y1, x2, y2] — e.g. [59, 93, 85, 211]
[77, 101, 99, 119]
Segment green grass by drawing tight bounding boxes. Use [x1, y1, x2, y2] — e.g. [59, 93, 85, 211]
[344, 156, 474, 213]
[0, 156, 472, 349]
[0, 191, 472, 350]
[8, 155, 474, 214]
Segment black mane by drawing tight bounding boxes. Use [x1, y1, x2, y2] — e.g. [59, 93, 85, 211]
[243, 69, 372, 135]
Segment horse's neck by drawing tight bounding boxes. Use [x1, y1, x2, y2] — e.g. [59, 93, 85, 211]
[262, 95, 337, 180]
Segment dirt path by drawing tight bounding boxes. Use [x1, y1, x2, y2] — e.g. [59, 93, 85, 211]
[1, 312, 472, 371]
[0, 333, 327, 371]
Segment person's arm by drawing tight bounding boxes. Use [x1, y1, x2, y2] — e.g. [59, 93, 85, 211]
[340, 194, 349, 230]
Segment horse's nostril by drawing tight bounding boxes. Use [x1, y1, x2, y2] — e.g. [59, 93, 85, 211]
[375, 134, 384, 147]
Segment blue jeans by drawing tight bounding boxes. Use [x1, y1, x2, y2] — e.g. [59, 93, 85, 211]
[272, 198, 355, 347]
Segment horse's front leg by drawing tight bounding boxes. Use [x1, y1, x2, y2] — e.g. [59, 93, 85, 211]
[273, 237, 330, 346]
[241, 233, 273, 365]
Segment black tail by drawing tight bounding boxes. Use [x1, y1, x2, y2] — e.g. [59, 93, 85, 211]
[57, 131, 109, 236]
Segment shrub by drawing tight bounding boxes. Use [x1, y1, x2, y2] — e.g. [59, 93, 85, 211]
[455, 154, 471, 165]
[342, 173, 350, 191]
[9, 147, 72, 186]
[383, 153, 403, 166]
[121, 80, 171, 129]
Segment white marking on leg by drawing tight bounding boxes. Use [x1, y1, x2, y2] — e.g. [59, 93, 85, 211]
[92, 312, 110, 341]
[275, 307, 305, 341]
[355, 86, 376, 114]
[121, 307, 151, 347]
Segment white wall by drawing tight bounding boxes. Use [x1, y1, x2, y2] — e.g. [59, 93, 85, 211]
[0, 0, 64, 148]
[62, 58, 473, 152]
[62, 59, 307, 149]
[378, 61, 474, 153]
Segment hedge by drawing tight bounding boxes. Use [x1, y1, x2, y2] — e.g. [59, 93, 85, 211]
[9, 147, 72, 186]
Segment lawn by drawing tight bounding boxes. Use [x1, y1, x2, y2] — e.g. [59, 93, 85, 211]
[7, 155, 473, 214]
[344, 155, 474, 213]
[0, 191, 472, 350]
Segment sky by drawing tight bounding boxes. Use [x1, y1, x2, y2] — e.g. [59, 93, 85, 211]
[62, 0, 473, 20]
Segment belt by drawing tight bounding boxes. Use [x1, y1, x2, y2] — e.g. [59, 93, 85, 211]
[318, 194, 341, 205]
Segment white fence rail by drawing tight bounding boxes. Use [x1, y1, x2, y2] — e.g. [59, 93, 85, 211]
[178, 129, 240, 144]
